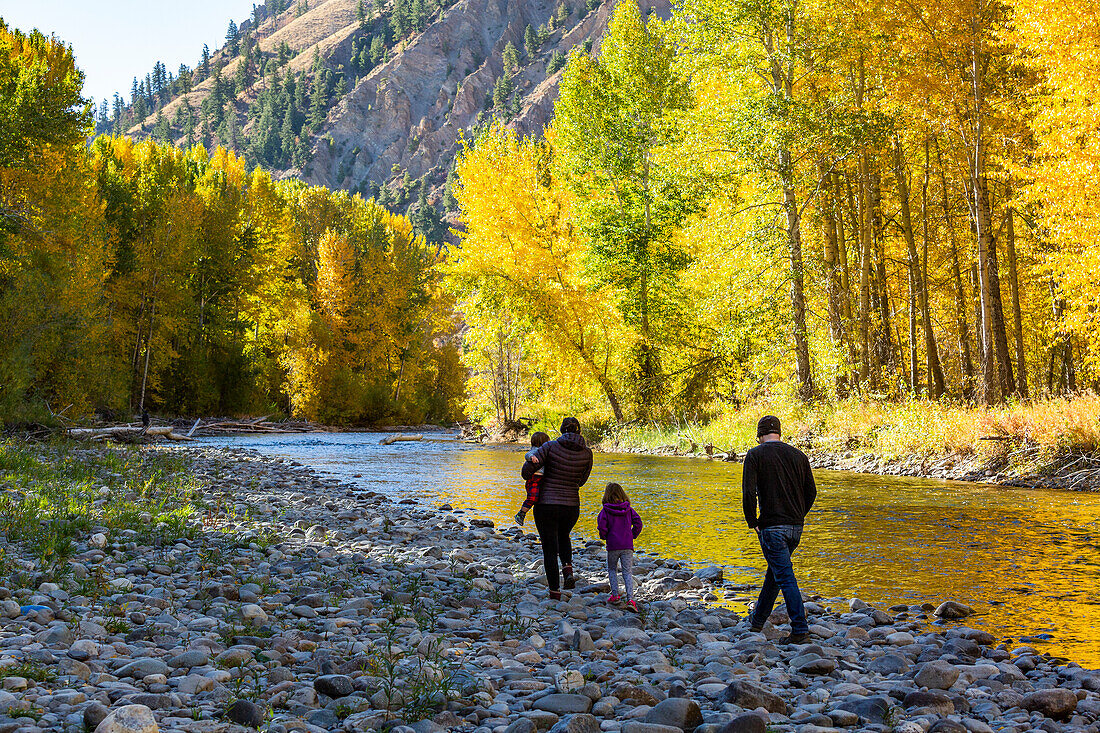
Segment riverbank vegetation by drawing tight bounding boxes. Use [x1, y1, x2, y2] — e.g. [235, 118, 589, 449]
[0, 20, 463, 427]
[448, 0, 1100, 454]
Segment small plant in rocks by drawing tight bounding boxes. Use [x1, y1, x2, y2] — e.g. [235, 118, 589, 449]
[0, 662, 56, 682]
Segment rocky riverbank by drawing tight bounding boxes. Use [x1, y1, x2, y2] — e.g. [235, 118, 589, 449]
[0, 443, 1097, 733]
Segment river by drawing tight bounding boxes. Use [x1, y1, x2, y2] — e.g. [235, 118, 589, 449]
[201, 432, 1100, 667]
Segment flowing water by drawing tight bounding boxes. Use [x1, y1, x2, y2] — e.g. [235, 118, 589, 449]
[201, 432, 1100, 667]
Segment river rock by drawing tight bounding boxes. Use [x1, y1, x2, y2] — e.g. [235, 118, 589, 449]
[644, 698, 703, 731]
[535, 694, 593, 715]
[622, 724, 682, 733]
[904, 689, 954, 715]
[93, 704, 158, 733]
[717, 713, 766, 733]
[926, 720, 967, 733]
[548, 714, 601, 733]
[83, 702, 110, 730]
[116, 658, 168, 678]
[315, 674, 355, 698]
[869, 654, 910, 675]
[915, 660, 961, 690]
[226, 698, 266, 728]
[834, 696, 892, 725]
[1022, 688, 1079, 719]
[721, 680, 787, 714]
[167, 649, 208, 668]
[934, 600, 973, 619]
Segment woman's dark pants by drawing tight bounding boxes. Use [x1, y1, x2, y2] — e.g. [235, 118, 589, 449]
[533, 504, 580, 591]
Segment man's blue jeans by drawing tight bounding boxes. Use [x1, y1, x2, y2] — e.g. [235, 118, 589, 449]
[750, 524, 808, 635]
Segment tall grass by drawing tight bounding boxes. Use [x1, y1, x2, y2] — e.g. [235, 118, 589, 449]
[0, 440, 200, 580]
[600, 394, 1100, 461]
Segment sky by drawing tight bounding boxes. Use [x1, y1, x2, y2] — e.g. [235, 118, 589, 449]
[0, 0, 258, 106]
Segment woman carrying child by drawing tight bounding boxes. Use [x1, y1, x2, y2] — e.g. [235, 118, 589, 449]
[597, 482, 643, 611]
[523, 417, 593, 600]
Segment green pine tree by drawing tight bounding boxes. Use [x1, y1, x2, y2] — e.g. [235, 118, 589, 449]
[524, 24, 538, 56]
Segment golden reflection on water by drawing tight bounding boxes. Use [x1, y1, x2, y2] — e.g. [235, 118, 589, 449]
[438, 447, 1100, 667]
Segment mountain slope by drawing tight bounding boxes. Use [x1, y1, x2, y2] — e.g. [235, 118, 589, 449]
[111, 0, 668, 223]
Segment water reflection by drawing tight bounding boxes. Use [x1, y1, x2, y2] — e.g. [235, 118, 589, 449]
[201, 433, 1100, 666]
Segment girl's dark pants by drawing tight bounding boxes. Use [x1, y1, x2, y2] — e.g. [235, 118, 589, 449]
[533, 504, 579, 591]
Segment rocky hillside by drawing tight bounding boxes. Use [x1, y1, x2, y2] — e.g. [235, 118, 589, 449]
[109, 0, 669, 226]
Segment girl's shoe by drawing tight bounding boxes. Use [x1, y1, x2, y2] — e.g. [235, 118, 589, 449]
[607, 594, 621, 604]
[626, 600, 638, 612]
[549, 590, 562, 601]
[562, 565, 576, 590]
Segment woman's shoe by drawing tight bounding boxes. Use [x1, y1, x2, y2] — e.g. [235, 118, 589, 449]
[562, 565, 576, 590]
[549, 590, 562, 601]
[607, 594, 621, 604]
[626, 600, 638, 612]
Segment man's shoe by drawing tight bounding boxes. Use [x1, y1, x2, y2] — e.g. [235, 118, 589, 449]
[746, 615, 763, 633]
[562, 565, 576, 590]
[778, 632, 811, 644]
[549, 590, 562, 601]
[514, 511, 526, 525]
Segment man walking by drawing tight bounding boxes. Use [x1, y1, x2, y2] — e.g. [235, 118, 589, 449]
[742, 414, 817, 643]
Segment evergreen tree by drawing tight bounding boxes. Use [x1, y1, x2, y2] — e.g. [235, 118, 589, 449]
[410, 188, 446, 244]
[492, 73, 513, 108]
[201, 45, 211, 79]
[357, 0, 367, 24]
[503, 41, 518, 72]
[153, 109, 170, 143]
[281, 106, 296, 162]
[524, 24, 538, 56]
[370, 35, 385, 64]
[226, 20, 241, 55]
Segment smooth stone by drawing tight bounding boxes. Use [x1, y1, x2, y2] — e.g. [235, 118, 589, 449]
[503, 719, 538, 733]
[240, 604, 267, 624]
[717, 713, 766, 733]
[167, 650, 208, 669]
[1021, 689, 1079, 720]
[833, 696, 892, 725]
[927, 720, 967, 733]
[83, 702, 109, 730]
[226, 699, 265, 728]
[869, 654, 910, 675]
[535, 694, 594, 715]
[720, 681, 787, 714]
[314, 674, 354, 698]
[116, 659, 169, 679]
[93, 704, 157, 733]
[622, 724, 682, 733]
[935, 601, 973, 619]
[798, 658, 836, 675]
[643, 698, 703, 732]
[548, 714, 601, 733]
[916, 660, 961, 690]
[903, 690, 954, 715]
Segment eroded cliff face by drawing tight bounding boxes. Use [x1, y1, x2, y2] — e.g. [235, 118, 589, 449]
[126, 0, 668, 205]
[302, 0, 669, 196]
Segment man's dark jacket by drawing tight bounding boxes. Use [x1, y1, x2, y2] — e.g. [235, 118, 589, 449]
[742, 440, 817, 528]
[521, 432, 592, 506]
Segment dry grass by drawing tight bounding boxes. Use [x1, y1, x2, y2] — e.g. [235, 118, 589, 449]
[601, 394, 1100, 461]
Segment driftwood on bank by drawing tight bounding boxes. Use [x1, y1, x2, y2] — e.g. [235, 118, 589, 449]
[179, 417, 329, 436]
[67, 425, 193, 443]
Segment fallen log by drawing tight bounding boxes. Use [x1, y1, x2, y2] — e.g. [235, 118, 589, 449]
[67, 425, 193, 442]
[379, 433, 424, 445]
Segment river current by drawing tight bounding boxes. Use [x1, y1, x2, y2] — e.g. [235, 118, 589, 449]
[200, 432, 1100, 667]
